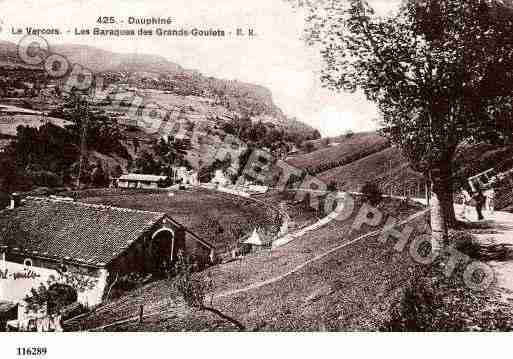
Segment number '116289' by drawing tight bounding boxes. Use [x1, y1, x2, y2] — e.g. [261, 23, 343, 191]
[17, 347, 47, 356]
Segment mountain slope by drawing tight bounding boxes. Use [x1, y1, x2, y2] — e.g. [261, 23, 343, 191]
[291, 131, 513, 208]
[0, 40, 317, 138]
[287, 132, 390, 172]
[52, 44, 183, 74]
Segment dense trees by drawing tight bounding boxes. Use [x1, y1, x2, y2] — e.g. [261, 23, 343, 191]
[63, 93, 129, 160]
[0, 123, 113, 191]
[221, 117, 319, 155]
[134, 137, 191, 176]
[0, 93, 130, 192]
[294, 0, 513, 244]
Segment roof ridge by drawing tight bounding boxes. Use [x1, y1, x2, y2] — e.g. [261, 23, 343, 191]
[26, 196, 166, 217]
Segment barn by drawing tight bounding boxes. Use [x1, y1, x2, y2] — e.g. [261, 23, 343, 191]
[0, 196, 215, 310]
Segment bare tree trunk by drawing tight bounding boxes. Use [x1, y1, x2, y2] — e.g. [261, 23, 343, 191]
[430, 187, 447, 249]
[201, 306, 245, 331]
[430, 156, 456, 247]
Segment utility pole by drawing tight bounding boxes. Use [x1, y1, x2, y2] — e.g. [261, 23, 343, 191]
[76, 97, 88, 190]
[426, 171, 431, 206]
[389, 159, 393, 197]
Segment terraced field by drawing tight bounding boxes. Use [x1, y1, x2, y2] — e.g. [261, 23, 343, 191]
[317, 146, 425, 195]
[287, 132, 390, 172]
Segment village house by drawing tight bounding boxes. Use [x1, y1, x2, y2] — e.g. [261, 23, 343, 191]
[116, 173, 167, 189]
[211, 169, 231, 186]
[0, 196, 215, 329]
[173, 166, 199, 186]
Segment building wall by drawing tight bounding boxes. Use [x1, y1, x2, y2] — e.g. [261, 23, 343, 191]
[184, 233, 212, 267]
[5, 253, 100, 278]
[117, 180, 159, 189]
[2, 218, 210, 309]
[138, 181, 159, 189]
[0, 258, 106, 308]
[107, 219, 185, 275]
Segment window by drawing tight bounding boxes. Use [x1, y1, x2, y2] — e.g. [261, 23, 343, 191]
[23, 258, 32, 267]
[59, 263, 68, 273]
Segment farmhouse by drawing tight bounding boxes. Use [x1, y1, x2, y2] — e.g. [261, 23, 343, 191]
[173, 166, 199, 186]
[0, 196, 215, 310]
[211, 169, 231, 186]
[117, 173, 167, 189]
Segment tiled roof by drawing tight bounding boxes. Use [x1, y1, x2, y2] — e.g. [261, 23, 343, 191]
[118, 174, 167, 182]
[0, 301, 17, 313]
[0, 197, 166, 267]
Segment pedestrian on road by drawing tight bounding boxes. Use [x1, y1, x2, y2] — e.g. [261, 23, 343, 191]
[485, 187, 495, 214]
[474, 185, 486, 221]
[460, 187, 472, 219]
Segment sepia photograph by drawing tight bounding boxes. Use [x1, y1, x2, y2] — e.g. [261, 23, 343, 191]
[1, 0, 513, 356]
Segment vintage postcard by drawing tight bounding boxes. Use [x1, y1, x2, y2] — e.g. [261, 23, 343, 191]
[0, 0, 513, 356]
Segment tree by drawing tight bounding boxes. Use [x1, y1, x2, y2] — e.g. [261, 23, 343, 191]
[303, 142, 315, 153]
[292, 0, 513, 245]
[135, 151, 160, 175]
[24, 269, 97, 318]
[152, 136, 191, 174]
[327, 180, 339, 193]
[361, 181, 383, 206]
[25, 283, 77, 316]
[63, 92, 89, 189]
[91, 161, 109, 188]
[172, 252, 245, 330]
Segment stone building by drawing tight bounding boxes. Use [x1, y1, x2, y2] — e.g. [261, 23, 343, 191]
[0, 196, 215, 310]
[116, 173, 167, 189]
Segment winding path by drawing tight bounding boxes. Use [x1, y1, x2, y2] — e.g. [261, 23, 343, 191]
[78, 207, 428, 331]
[214, 209, 429, 299]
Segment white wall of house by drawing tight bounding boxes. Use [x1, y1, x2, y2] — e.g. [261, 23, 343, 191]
[118, 180, 159, 189]
[77, 268, 109, 308]
[0, 260, 58, 304]
[138, 181, 159, 189]
[0, 260, 107, 309]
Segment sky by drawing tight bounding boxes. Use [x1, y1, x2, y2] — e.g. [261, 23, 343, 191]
[0, 0, 400, 137]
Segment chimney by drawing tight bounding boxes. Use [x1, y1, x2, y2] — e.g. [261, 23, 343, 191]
[9, 193, 20, 209]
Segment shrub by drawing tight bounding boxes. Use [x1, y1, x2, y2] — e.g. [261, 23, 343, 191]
[384, 263, 513, 331]
[449, 230, 481, 258]
[385, 278, 440, 331]
[91, 164, 109, 188]
[109, 273, 152, 300]
[157, 176, 174, 188]
[327, 180, 338, 192]
[361, 181, 383, 206]
[27, 170, 62, 188]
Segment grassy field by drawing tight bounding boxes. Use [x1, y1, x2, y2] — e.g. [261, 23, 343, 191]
[294, 131, 513, 205]
[316, 146, 425, 195]
[65, 196, 428, 331]
[67, 188, 279, 253]
[211, 213, 429, 331]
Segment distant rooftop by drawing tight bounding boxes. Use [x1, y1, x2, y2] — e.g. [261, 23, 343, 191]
[118, 174, 167, 182]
